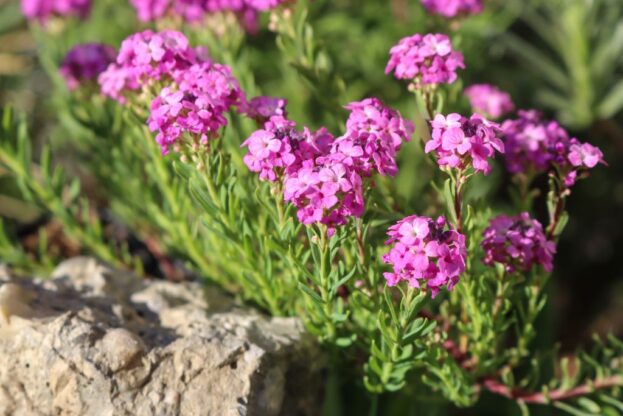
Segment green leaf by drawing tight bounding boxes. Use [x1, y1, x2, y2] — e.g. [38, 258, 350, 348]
[597, 80, 623, 118]
[385, 381, 406, 392]
[600, 395, 623, 412]
[298, 282, 324, 305]
[371, 340, 389, 362]
[377, 311, 396, 343]
[443, 178, 457, 225]
[577, 398, 601, 414]
[383, 287, 399, 327]
[502, 33, 569, 92]
[367, 355, 383, 376]
[335, 334, 356, 347]
[554, 401, 598, 416]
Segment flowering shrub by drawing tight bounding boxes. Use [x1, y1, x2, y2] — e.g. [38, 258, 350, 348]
[2, 1, 621, 415]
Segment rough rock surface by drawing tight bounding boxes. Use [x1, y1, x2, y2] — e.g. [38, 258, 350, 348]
[0, 257, 323, 416]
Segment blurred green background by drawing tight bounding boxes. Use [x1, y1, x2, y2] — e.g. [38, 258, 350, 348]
[0, 0, 621, 414]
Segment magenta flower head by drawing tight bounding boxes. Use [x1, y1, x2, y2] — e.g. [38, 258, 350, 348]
[60, 43, 116, 90]
[464, 84, 514, 119]
[323, 98, 414, 177]
[284, 158, 364, 234]
[425, 113, 504, 174]
[98, 30, 204, 104]
[128, 0, 289, 32]
[128, 0, 172, 22]
[567, 141, 604, 169]
[385, 33, 465, 87]
[501, 110, 571, 174]
[243, 96, 288, 123]
[22, 0, 91, 22]
[482, 212, 556, 274]
[242, 115, 322, 182]
[421, 0, 483, 18]
[383, 215, 466, 297]
[562, 138, 605, 186]
[147, 62, 243, 153]
[500, 110, 605, 185]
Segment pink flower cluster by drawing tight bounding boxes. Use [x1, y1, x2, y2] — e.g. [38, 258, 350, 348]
[464, 84, 514, 119]
[148, 62, 243, 153]
[60, 43, 116, 90]
[501, 110, 604, 185]
[284, 159, 364, 230]
[421, 0, 483, 18]
[242, 116, 329, 181]
[425, 113, 504, 174]
[243, 98, 413, 230]
[243, 96, 287, 123]
[482, 212, 556, 273]
[322, 98, 414, 177]
[21, 0, 91, 22]
[129, 0, 289, 32]
[383, 215, 466, 297]
[385, 33, 464, 86]
[98, 30, 206, 103]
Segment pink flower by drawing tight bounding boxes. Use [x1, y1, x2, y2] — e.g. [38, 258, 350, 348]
[567, 142, 604, 169]
[322, 98, 414, 177]
[243, 96, 287, 123]
[500, 110, 605, 184]
[243, 97, 412, 233]
[243, 116, 301, 181]
[128, 0, 169, 21]
[60, 43, 116, 90]
[147, 62, 243, 153]
[21, 0, 91, 22]
[383, 215, 466, 297]
[284, 159, 364, 231]
[98, 30, 204, 103]
[421, 0, 483, 18]
[425, 113, 504, 174]
[482, 212, 556, 273]
[464, 84, 514, 119]
[385, 33, 465, 86]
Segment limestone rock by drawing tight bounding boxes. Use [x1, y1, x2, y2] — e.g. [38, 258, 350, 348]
[0, 257, 323, 416]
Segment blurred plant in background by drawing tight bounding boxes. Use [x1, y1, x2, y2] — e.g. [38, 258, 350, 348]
[502, 0, 623, 128]
[0, 0, 622, 415]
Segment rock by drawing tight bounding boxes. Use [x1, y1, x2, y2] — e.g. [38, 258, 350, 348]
[0, 257, 324, 416]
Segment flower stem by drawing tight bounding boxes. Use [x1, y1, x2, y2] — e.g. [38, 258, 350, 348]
[355, 218, 366, 265]
[454, 177, 463, 232]
[273, 182, 286, 231]
[317, 225, 337, 340]
[546, 194, 565, 240]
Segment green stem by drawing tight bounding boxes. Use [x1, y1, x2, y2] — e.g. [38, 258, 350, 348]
[317, 225, 337, 340]
[368, 394, 379, 416]
[273, 183, 286, 231]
